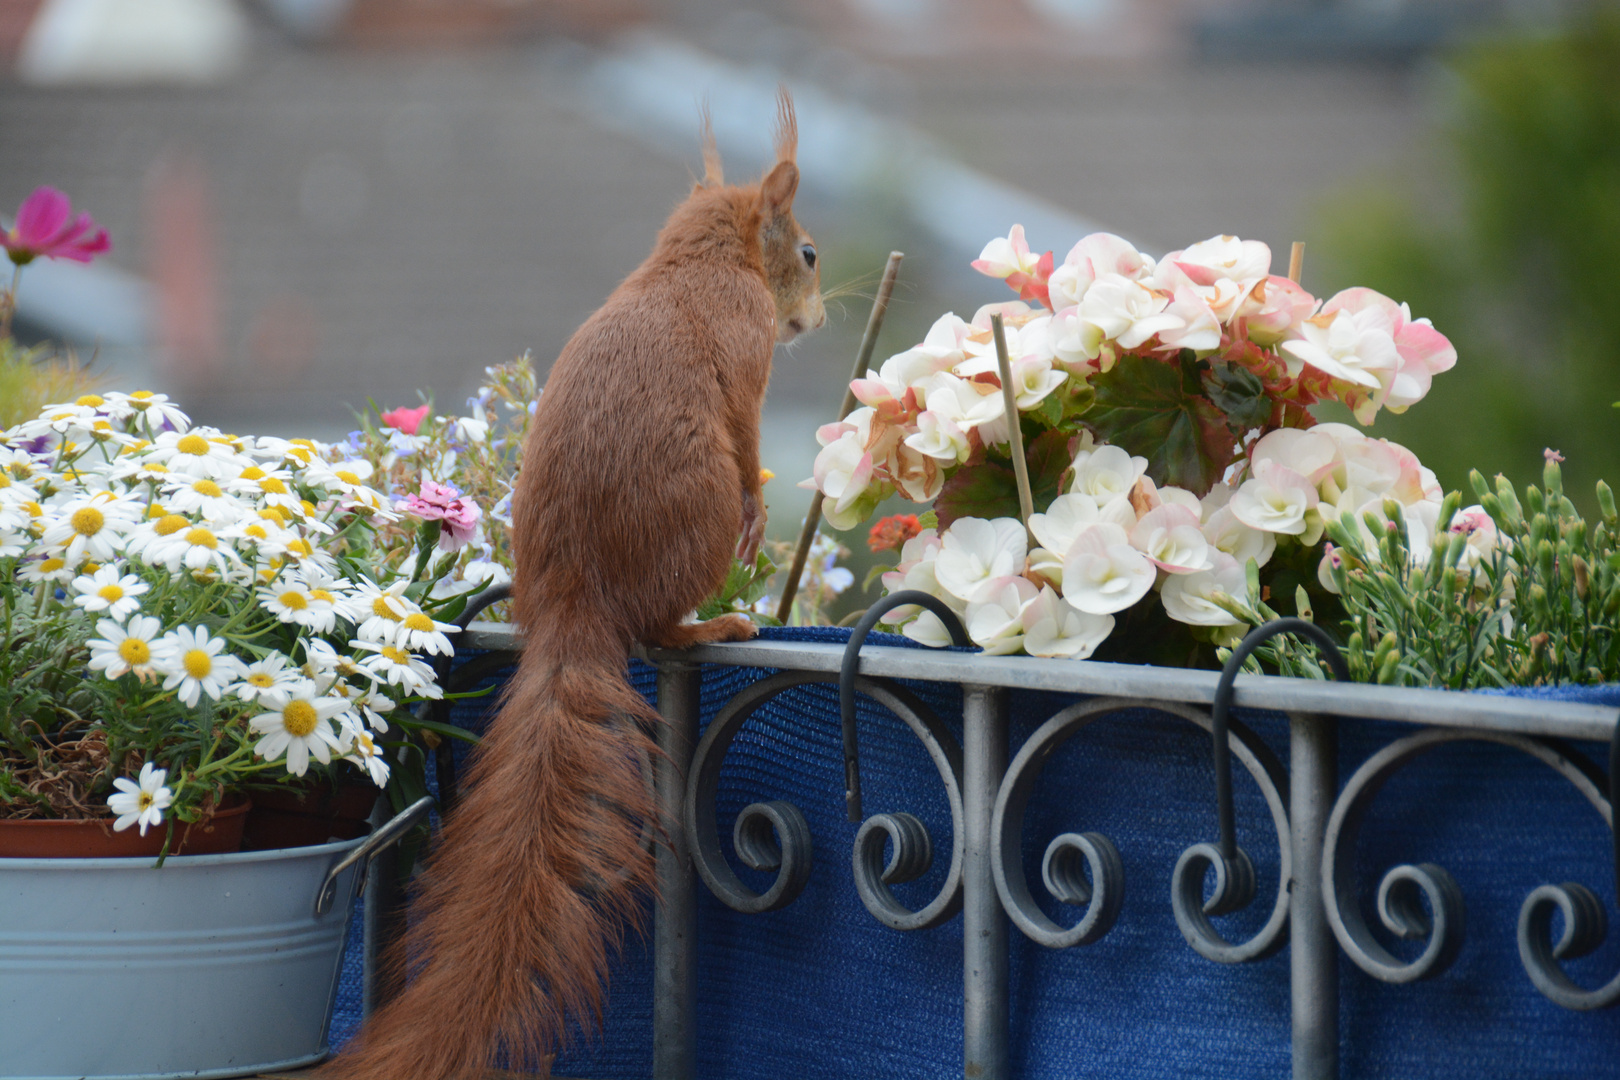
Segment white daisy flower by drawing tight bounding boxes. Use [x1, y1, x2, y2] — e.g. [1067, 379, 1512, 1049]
[338, 719, 391, 786]
[161, 475, 244, 518]
[144, 429, 245, 480]
[349, 639, 443, 698]
[234, 463, 305, 512]
[70, 566, 149, 620]
[347, 578, 415, 642]
[106, 762, 173, 836]
[123, 511, 197, 561]
[302, 638, 367, 683]
[112, 390, 191, 433]
[258, 575, 342, 632]
[392, 609, 458, 656]
[87, 615, 166, 680]
[152, 625, 245, 707]
[19, 554, 75, 585]
[39, 492, 141, 564]
[353, 687, 396, 733]
[233, 652, 302, 702]
[143, 521, 243, 576]
[248, 684, 348, 776]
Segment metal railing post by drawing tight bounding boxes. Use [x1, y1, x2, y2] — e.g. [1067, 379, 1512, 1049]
[655, 661, 702, 1080]
[1289, 712, 1339, 1079]
[963, 683, 1010, 1079]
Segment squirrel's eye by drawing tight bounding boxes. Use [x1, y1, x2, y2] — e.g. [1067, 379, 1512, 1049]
[801, 244, 817, 269]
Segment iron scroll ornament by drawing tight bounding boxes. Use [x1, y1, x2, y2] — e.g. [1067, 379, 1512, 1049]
[990, 697, 1294, 961]
[682, 669, 967, 931]
[1321, 725, 1620, 1010]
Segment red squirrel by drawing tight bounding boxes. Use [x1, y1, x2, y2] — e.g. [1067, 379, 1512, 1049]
[321, 92, 824, 1079]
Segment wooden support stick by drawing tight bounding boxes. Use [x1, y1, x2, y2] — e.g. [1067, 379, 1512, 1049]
[1288, 241, 1306, 285]
[775, 251, 905, 623]
[990, 312, 1034, 535]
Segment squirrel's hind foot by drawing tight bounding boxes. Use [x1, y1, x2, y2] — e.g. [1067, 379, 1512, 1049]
[649, 614, 758, 649]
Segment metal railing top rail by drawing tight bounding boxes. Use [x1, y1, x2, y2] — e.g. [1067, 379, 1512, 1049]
[457, 621, 1617, 742]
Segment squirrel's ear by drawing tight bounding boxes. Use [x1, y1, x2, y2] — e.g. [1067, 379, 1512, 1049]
[698, 99, 723, 187]
[761, 160, 798, 216]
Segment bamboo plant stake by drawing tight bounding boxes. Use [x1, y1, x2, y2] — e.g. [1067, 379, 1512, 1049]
[775, 251, 905, 623]
[1288, 241, 1305, 284]
[990, 312, 1035, 538]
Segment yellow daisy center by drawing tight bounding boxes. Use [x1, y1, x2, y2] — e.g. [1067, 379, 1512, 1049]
[381, 646, 411, 664]
[258, 477, 288, 494]
[97, 584, 125, 602]
[278, 591, 309, 610]
[130, 390, 155, 402]
[371, 597, 401, 620]
[118, 638, 150, 665]
[300, 500, 316, 516]
[155, 514, 190, 536]
[184, 527, 218, 549]
[239, 466, 265, 480]
[71, 506, 105, 536]
[247, 672, 274, 688]
[76, 395, 105, 407]
[136, 791, 154, 811]
[309, 589, 335, 602]
[333, 470, 361, 485]
[192, 479, 224, 498]
[144, 463, 170, 476]
[182, 649, 213, 679]
[244, 524, 268, 539]
[402, 613, 434, 632]
[283, 700, 318, 737]
[259, 507, 285, 523]
[82, 562, 99, 574]
[176, 434, 210, 456]
[0, 474, 9, 489]
[38, 558, 64, 574]
[287, 539, 312, 557]
[23, 501, 43, 517]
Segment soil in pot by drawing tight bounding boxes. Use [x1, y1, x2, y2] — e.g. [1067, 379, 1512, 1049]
[0, 797, 251, 858]
[242, 778, 379, 850]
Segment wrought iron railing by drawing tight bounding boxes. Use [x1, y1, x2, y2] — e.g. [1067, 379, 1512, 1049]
[415, 608, 1620, 1080]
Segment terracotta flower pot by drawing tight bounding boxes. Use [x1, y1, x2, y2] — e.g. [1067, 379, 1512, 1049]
[0, 798, 251, 858]
[242, 779, 379, 850]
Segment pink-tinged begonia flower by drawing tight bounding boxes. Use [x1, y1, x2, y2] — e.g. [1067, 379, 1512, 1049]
[1029, 493, 1102, 557]
[1129, 503, 1213, 574]
[1237, 275, 1318, 347]
[1319, 287, 1456, 414]
[1061, 522, 1157, 615]
[1230, 459, 1320, 536]
[1021, 585, 1114, 659]
[935, 516, 1028, 604]
[972, 225, 1054, 308]
[904, 408, 971, 464]
[1076, 274, 1184, 355]
[1160, 553, 1248, 627]
[1201, 504, 1276, 570]
[1280, 306, 1401, 422]
[1152, 285, 1222, 353]
[1047, 232, 1155, 310]
[380, 403, 432, 435]
[1069, 444, 1149, 504]
[1250, 427, 1339, 486]
[885, 441, 945, 502]
[2, 187, 110, 266]
[958, 313, 1054, 378]
[1168, 235, 1272, 288]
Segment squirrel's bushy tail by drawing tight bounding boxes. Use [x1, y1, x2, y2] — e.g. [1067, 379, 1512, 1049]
[320, 636, 657, 1080]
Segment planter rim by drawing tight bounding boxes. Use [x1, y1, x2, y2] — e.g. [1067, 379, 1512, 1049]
[0, 831, 363, 870]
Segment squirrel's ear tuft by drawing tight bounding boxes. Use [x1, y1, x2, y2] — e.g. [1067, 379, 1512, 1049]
[761, 160, 799, 215]
[773, 86, 797, 165]
[699, 99, 723, 187]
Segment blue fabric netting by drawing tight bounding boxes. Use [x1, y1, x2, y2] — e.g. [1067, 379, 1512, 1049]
[329, 628, 1620, 1079]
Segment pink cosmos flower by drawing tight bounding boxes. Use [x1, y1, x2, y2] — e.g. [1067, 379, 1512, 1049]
[380, 403, 431, 435]
[397, 479, 482, 551]
[2, 187, 111, 266]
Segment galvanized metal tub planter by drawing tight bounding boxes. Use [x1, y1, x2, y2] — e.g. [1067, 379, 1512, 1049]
[411, 623, 1620, 1080]
[0, 798, 430, 1080]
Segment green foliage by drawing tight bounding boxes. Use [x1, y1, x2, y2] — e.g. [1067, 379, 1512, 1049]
[1312, 12, 1620, 504]
[0, 338, 98, 429]
[1085, 352, 1236, 494]
[1245, 458, 1620, 687]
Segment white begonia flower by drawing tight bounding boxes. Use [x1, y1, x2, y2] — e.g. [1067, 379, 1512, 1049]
[904, 408, 971, 465]
[153, 625, 245, 708]
[903, 608, 963, 648]
[1028, 494, 1101, 557]
[1160, 554, 1249, 627]
[916, 372, 1007, 439]
[965, 576, 1039, 656]
[957, 314, 1054, 377]
[1156, 485, 1203, 516]
[1047, 232, 1156, 310]
[879, 530, 951, 626]
[1069, 444, 1149, 503]
[810, 425, 878, 521]
[971, 224, 1043, 280]
[934, 517, 1028, 604]
[1282, 306, 1400, 391]
[87, 615, 165, 680]
[1129, 504, 1214, 574]
[1249, 427, 1339, 486]
[249, 682, 349, 776]
[351, 639, 444, 697]
[1201, 505, 1276, 570]
[854, 312, 971, 413]
[1153, 286, 1224, 353]
[106, 762, 173, 836]
[144, 429, 245, 479]
[40, 492, 141, 564]
[234, 652, 302, 702]
[1076, 274, 1184, 355]
[1021, 585, 1114, 660]
[1230, 460, 1321, 536]
[1061, 523, 1157, 615]
[70, 566, 149, 620]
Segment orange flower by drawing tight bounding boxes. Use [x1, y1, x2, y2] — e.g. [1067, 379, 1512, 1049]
[868, 513, 922, 554]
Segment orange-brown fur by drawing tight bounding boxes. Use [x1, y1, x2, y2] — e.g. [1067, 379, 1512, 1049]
[320, 92, 822, 1079]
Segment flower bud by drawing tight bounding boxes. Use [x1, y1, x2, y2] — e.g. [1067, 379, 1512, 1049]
[1469, 469, 1492, 503]
[1597, 480, 1616, 525]
[1494, 476, 1523, 529]
[1376, 649, 1401, 685]
[1542, 452, 1564, 500]
[1573, 554, 1591, 601]
[1525, 484, 1545, 517]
